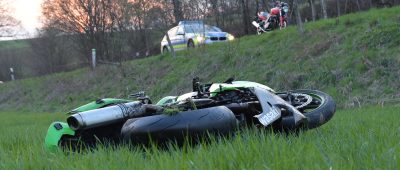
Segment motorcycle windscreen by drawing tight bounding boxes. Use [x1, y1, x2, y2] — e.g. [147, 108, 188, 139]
[250, 87, 306, 127]
[251, 87, 281, 126]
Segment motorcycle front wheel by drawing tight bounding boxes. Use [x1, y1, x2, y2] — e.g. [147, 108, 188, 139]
[278, 90, 336, 130]
[280, 21, 287, 29]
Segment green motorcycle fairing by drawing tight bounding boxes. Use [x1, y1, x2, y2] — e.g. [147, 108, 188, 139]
[156, 96, 178, 106]
[209, 81, 276, 97]
[45, 98, 132, 151]
[45, 122, 75, 152]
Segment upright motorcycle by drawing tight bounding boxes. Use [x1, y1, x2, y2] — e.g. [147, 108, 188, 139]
[252, 3, 289, 34]
[45, 78, 335, 151]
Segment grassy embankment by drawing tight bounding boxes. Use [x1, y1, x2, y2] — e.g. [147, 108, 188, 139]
[1, 8, 399, 112]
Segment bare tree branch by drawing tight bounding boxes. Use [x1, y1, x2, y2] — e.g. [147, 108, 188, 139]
[0, 0, 21, 37]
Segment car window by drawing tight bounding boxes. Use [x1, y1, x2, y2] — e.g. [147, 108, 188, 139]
[177, 26, 184, 35]
[184, 24, 204, 33]
[168, 26, 178, 37]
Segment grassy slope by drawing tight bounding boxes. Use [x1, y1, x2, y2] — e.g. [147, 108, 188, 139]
[0, 7, 399, 113]
[0, 39, 30, 50]
[0, 106, 399, 169]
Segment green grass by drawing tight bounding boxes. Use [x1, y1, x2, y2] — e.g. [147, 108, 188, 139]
[0, 106, 399, 169]
[0, 39, 31, 49]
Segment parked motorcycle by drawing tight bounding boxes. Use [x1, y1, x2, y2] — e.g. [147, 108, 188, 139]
[252, 3, 289, 34]
[45, 78, 335, 151]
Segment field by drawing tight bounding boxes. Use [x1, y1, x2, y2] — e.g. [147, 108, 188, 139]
[0, 106, 398, 169]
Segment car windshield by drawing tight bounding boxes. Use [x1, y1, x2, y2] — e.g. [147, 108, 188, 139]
[184, 24, 222, 33]
[184, 24, 204, 33]
[205, 25, 222, 32]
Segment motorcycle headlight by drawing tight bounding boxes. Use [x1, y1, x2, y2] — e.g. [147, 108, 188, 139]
[283, 7, 289, 13]
[228, 34, 235, 41]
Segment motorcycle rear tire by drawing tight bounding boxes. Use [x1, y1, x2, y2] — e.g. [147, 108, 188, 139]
[121, 106, 237, 145]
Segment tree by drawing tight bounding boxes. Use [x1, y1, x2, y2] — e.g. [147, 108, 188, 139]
[320, 0, 328, 19]
[129, 0, 168, 57]
[0, 0, 20, 38]
[255, 0, 260, 13]
[336, 0, 341, 17]
[294, 0, 305, 33]
[355, 0, 361, 11]
[210, 0, 220, 26]
[260, 0, 268, 10]
[241, 0, 250, 35]
[0, 0, 21, 81]
[171, 0, 184, 24]
[308, 0, 316, 21]
[29, 27, 74, 74]
[41, 0, 133, 63]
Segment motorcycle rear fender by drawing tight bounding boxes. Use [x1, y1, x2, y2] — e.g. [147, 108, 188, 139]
[251, 87, 306, 127]
[68, 98, 133, 114]
[44, 122, 75, 152]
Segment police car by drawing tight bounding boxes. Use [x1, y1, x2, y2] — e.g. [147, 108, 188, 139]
[161, 21, 235, 53]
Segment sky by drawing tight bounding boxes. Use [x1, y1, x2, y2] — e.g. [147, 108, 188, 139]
[11, 0, 43, 35]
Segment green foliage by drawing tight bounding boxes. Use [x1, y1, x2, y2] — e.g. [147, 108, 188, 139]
[0, 106, 399, 169]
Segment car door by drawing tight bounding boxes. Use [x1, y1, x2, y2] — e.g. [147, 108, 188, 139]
[173, 25, 186, 51]
[165, 26, 178, 49]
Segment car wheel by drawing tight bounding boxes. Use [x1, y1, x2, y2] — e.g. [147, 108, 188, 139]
[162, 46, 169, 53]
[187, 40, 195, 48]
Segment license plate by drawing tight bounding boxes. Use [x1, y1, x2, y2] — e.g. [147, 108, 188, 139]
[254, 107, 281, 126]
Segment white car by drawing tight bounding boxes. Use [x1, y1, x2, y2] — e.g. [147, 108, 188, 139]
[161, 21, 235, 53]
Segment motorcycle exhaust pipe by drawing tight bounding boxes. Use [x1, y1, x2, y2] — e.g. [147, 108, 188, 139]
[225, 103, 250, 114]
[252, 21, 266, 33]
[252, 21, 260, 28]
[67, 101, 163, 131]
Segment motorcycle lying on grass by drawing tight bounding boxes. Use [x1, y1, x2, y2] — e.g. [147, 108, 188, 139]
[45, 78, 335, 151]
